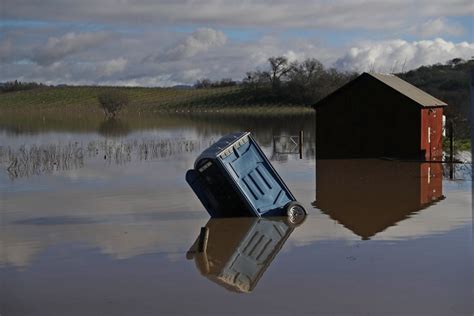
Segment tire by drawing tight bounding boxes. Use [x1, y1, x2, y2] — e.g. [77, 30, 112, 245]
[285, 202, 307, 227]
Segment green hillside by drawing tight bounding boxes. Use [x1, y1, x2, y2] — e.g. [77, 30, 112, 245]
[0, 85, 310, 115]
[399, 58, 473, 138]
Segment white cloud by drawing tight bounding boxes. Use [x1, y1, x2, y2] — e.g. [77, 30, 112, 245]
[98, 57, 128, 76]
[100, 75, 181, 87]
[1, 1, 473, 86]
[2, 25, 474, 87]
[413, 17, 465, 38]
[151, 28, 227, 62]
[0, 38, 13, 60]
[33, 32, 111, 65]
[180, 69, 206, 81]
[2, 0, 473, 30]
[334, 38, 474, 73]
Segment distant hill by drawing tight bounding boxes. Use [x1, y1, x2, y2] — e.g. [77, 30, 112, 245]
[172, 85, 193, 90]
[399, 58, 473, 138]
[0, 85, 309, 115]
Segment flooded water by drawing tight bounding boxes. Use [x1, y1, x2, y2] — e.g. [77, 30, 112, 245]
[0, 114, 472, 316]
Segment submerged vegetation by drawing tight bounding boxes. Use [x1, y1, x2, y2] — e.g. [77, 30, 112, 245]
[2, 143, 85, 179]
[1, 137, 217, 179]
[2, 136, 469, 180]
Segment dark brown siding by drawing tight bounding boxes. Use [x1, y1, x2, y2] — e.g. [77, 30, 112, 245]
[316, 75, 421, 159]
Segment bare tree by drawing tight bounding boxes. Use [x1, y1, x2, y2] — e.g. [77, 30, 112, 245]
[288, 58, 325, 104]
[242, 55, 358, 105]
[98, 90, 129, 118]
[194, 78, 212, 89]
[268, 56, 292, 92]
[290, 58, 324, 84]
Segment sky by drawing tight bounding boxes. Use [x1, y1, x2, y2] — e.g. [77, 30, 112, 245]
[0, 0, 473, 86]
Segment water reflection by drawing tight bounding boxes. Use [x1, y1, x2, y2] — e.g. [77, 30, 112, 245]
[97, 118, 130, 137]
[1, 135, 313, 180]
[0, 214, 204, 268]
[186, 217, 302, 293]
[314, 159, 445, 239]
[0, 113, 471, 315]
[2, 143, 85, 179]
[0, 112, 315, 144]
[1, 138, 215, 179]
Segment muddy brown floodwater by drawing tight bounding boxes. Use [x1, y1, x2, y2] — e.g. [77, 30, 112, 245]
[0, 113, 472, 316]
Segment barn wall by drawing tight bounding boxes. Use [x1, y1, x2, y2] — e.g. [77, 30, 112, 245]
[316, 76, 421, 159]
[421, 107, 444, 160]
[419, 162, 443, 205]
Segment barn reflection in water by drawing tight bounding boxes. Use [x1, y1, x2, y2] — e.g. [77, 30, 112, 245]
[313, 159, 445, 240]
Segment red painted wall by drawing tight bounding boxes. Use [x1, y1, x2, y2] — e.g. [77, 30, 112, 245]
[421, 108, 444, 160]
[419, 162, 443, 205]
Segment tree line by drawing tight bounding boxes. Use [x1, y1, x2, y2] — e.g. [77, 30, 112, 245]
[194, 78, 238, 89]
[195, 56, 472, 138]
[195, 56, 357, 105]
[0, 80, 46, 93]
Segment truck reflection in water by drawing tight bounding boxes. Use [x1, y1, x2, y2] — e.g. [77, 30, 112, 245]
[314, 159, 445, 240]
[186, 217, 303, 293]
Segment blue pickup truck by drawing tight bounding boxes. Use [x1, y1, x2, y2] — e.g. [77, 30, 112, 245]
[186, 132, 306, 222]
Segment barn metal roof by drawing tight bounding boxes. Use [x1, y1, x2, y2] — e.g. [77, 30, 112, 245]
[367, 72, 447, 107]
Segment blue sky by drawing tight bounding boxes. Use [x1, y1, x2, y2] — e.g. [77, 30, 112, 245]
[1, 0, 473, 86]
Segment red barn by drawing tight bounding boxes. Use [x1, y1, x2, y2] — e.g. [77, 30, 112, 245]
[314, 72, 447, 160]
